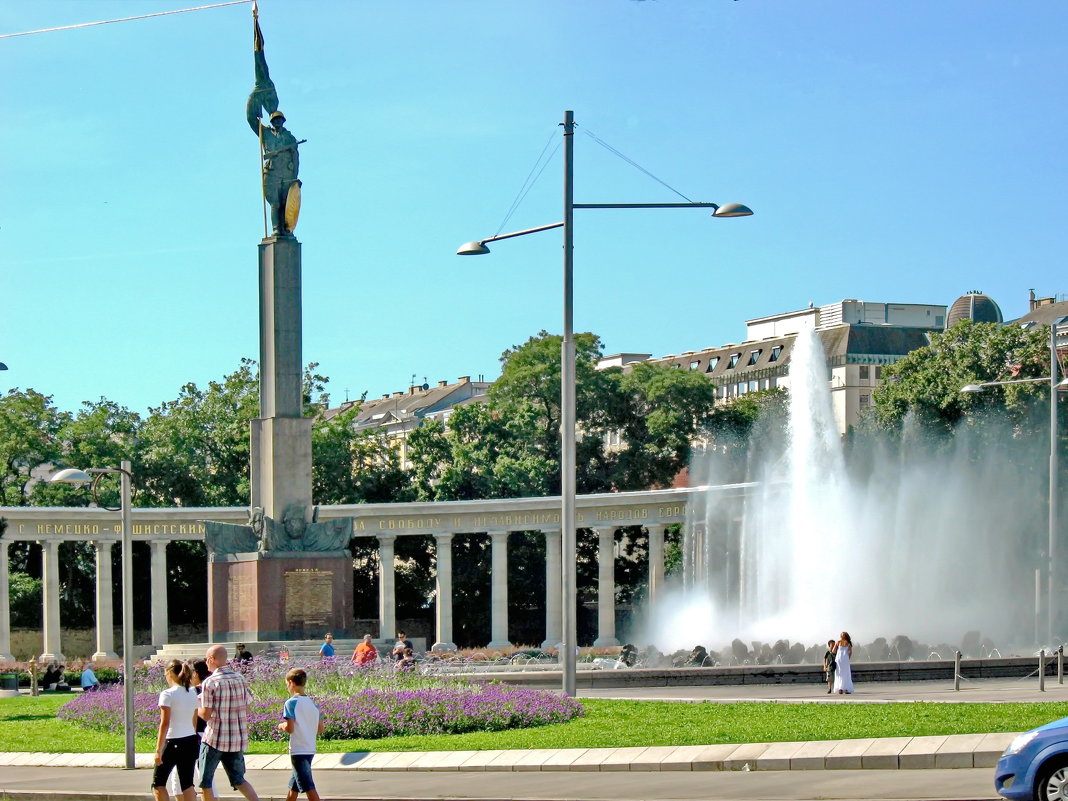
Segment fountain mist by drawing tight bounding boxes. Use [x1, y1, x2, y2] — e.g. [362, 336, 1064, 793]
[644, 328, 1047, 655]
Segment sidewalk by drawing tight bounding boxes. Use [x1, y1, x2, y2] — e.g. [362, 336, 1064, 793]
[0, 730, 1019, 773]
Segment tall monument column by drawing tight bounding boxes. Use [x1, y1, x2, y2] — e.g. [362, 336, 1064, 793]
[205, 6, 353, 644]
[249, 233, 313, 521]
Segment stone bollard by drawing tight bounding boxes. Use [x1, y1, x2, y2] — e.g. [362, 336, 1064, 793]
[1040, 650, 1046, 692]
[954, 650, 961, 691]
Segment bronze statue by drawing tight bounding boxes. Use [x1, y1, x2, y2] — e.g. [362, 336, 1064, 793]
[203, 507, 263, 560]
[247, 5, 303, 236]
[305, 509, 353, 552]
[205, 504, 351, 558]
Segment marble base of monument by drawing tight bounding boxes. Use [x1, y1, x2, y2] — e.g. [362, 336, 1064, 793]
[209, 551, 352, 642]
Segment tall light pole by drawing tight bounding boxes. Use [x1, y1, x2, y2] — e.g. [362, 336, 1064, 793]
[458, 110, 752, 696]
[962, 319, 1066, 644]
[51, 461, 135, 769]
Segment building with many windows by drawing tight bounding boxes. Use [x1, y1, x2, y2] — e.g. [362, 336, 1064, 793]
[324, 376, 491, 467]
[604, 299, 949, 434]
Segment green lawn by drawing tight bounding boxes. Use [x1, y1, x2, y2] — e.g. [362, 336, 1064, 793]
[4, 694, 1066, 754]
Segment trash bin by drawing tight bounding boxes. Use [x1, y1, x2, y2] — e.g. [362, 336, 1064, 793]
[0, 672, 18, 691]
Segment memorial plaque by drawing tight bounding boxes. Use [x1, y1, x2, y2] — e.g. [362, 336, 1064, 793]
[284, 568, 333, 629]
[228, 573, 255, 631]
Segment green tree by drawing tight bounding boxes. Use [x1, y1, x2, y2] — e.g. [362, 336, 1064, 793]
[870, 320, 1054, 433]
[604, 362, 719, 491]
[137, 360, 260, 508]
[0, 389, 69, 506]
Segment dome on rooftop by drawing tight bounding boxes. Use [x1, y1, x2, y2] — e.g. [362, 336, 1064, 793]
[946, 291, 1003, 329]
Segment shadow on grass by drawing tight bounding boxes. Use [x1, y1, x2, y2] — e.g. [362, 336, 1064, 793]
[2, 713, 60, 722]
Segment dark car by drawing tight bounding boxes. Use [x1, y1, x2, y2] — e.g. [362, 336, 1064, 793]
[995, 716, 1068, 800]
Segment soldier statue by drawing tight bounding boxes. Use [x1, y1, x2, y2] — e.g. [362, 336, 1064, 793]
[247, 4, 303, 236]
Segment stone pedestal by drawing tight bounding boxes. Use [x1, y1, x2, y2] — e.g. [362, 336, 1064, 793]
[209, 552, 352, 642]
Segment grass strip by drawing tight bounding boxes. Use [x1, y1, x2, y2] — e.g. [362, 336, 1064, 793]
[3, 695, 1066, 755]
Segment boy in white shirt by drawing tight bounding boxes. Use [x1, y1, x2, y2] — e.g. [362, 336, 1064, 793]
[276, 668, 324, 801]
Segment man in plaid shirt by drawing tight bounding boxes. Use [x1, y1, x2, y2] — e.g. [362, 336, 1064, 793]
[197, 644, 259, 801]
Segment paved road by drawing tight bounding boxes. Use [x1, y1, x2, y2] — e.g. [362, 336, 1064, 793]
[0, 765, 1000, 801]
[577, 675, 1068, 704]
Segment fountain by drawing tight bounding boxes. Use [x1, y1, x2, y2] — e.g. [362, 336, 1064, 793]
[645, 327, 1049, 656]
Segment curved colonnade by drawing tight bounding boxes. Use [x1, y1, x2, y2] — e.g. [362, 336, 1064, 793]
[0, 484, 750, 661]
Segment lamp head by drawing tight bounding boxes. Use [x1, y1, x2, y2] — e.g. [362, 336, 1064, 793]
[50, 467, 93, 485]
[712, 203, 754, 218]
[960, 384, 987, 394]
[0, 362, 7, 370]
[456, 241, 490, 256]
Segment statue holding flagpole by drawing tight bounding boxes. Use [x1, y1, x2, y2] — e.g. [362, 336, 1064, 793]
[247, 2, 304, 236]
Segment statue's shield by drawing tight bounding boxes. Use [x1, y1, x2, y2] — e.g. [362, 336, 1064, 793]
[284, 180, 302, 233]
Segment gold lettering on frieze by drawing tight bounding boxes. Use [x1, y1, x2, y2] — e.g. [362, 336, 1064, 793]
[470, 512, 559, 529]
[657, 505, 684, 518]
[34, 522, 104, 535]
[354, 520, 366, 531]
[594, 508, 649, 522]
[380, 517, 443, 531]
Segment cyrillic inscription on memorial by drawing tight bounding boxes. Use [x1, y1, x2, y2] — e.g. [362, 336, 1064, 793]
[284, 569, 333, 629]
[228, 573, 254, 630]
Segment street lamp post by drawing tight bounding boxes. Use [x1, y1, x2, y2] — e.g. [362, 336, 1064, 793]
[458, 110, 751, 696]
[962, 319, 1066, 644]
[51, 460, 135, 769]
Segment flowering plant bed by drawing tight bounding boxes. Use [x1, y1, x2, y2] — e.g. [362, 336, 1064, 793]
[57, 657, 582, 741]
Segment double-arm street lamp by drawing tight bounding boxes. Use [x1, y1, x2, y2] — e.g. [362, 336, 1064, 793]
[51, 460, 135, 769]
[457, 110, 751, 696]
[962, 319, 1067, 645]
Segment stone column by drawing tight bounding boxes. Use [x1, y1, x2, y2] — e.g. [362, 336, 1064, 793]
[149, 541, 169, 647]
[40, 540, 64, 662]
[487, 531, 511, 649]
[433, 533, 456, 651]
[92, 541, 118, 660]
[0, 539, 14, 661]
[647, 524, 666, 606]
[593, 527, 619, 647]
[541, 529, 562, 649]
[377, 534, 396, 640]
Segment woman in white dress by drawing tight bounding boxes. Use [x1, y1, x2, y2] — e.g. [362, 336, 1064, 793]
[832, 631, 854, 694]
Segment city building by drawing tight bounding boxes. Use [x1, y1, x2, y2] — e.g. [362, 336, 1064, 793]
[324, 376, 491, 467]
[604, 298, 948, 435]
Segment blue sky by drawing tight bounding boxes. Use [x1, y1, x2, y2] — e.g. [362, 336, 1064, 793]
[3, 1, 1066, 415]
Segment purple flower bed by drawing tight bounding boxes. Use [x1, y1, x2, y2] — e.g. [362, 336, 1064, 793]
[58, 669, 583, 741]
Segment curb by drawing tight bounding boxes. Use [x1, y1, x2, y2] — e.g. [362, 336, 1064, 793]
[0, 732, 1017, 773]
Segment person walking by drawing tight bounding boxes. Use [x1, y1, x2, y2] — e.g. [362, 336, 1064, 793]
[823, 640, 837, 694]
[832, 632, 855, 694]
[197, 645, 259, 801]
[152, 660, 199, 801]
[169, 660, 211, 800]
[277, 668, 325, 801]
